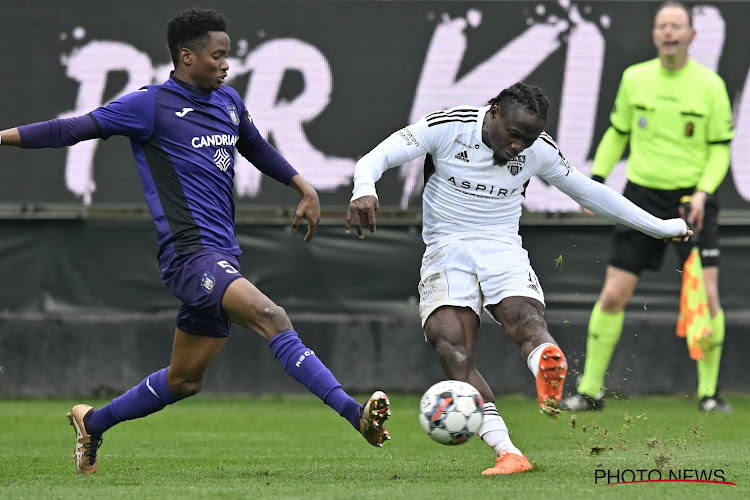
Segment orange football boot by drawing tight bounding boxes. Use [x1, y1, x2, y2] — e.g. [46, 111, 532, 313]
[482, 450, 533, 475]
[536, 344, 567, 410]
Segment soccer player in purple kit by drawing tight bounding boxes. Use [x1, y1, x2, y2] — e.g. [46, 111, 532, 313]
[0, 8, 390, 474]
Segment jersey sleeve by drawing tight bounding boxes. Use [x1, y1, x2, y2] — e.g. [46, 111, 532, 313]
[533, 134, 579, 189]
[591, 127, 629, 180]
[696, 75, 733, 193]
[608, 72, 632, 134]
[237, 102, 256, 141]
[706, 77, 734, 144]
[90, 88, 155, 141]
[559, 169, 688, 239]
[351, 116, 437, 200]
[535, 138, 688, 239]
[590, 70, 632, 180]
[233, 97, 299, 184]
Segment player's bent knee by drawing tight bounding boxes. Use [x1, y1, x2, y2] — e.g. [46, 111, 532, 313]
[169, 379, 203, 398]
[233, 301, 293, 337]
[258, 303, 291, 329]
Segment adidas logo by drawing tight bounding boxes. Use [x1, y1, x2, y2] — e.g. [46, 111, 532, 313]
[454, 150, 469, 162]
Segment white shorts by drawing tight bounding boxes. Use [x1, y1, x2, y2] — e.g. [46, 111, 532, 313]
[418, 239, 545, 326]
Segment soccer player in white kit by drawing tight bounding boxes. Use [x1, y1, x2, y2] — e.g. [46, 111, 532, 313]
[346, 83, 691, 475]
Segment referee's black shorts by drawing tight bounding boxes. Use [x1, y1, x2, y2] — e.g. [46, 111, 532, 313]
[608, 181, 720, 275]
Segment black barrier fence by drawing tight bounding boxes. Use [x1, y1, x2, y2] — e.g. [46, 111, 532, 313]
[1, 0, 749, 214]
[1, 221, 749, 315]
[1, 222, 749, 396]
[3, 307, 749, 398]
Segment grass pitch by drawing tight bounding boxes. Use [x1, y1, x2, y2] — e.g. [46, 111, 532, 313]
[1, 393, 748, 499]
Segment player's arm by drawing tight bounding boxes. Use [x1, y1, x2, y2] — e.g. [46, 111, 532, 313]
[0, 128, 21, 146]
[697, 143, 730, 195]
[688, 83, 734, 231]
[590, 126, 629, 183]
[0, 114, 104, 148]
[536, 140, 689, 240]
[1, 88, 155, 149]
[236, 118, 299, 184]
[590, 73, 631, 183]
[684, 142, 730, 231]
[346, 121, 431, 238]
[236, 115, 319, 242]
[554, 167, 691, 241]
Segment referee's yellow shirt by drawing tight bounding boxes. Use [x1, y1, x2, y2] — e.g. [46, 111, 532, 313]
[597, 58, 733, 191]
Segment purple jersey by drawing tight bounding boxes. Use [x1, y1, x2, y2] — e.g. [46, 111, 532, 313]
[89, 76, 295, 266]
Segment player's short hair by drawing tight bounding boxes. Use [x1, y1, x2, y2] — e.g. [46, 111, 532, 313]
[167, 8, 228, 67]
[487, 82, 550, 121]
[655, 1, 693, 27]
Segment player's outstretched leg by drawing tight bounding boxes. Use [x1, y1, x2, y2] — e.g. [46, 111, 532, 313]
[67, 404, 103, 474]
[268, 330, 392, 446]
[480, 402, 532, 475]
[359, 391, 391, 447]
[532, 344, 567, 412]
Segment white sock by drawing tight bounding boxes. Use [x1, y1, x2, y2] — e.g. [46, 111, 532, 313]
[479, 402, 522, 456]
[527, 342, 554, 377]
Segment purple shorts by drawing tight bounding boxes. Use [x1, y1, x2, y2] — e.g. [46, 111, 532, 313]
[161, 249, 243, 338]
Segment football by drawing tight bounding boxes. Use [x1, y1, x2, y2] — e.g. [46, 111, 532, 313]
[419, 380, 484, 445]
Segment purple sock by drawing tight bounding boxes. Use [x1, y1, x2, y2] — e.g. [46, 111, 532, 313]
[86, 367, 181, 435]
[269, 329, 363, 429]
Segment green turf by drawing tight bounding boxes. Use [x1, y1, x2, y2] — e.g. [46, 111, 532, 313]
[1, 393, 747, 499]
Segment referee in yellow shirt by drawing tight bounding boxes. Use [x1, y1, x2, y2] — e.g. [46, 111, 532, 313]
[561, 1, 733, 413]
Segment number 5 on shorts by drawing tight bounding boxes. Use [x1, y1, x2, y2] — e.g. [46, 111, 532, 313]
[218, 260, 238, 274]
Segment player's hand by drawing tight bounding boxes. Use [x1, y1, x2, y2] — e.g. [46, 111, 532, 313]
[581, 207, 595, 216]
[292, 192, 320, 243]
[345, 195, 379, 239]
[289, 175, 321, 243]
[665, 227, 693, 243]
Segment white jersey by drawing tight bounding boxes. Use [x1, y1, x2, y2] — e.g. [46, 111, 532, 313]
[352, 105, 688, 248]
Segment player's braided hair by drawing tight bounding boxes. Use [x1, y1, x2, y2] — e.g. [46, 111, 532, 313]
[487, 82, 550, 121]
[167, 8, 228, 66]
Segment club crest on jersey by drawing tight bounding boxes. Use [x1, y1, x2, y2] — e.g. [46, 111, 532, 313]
[201, 271, 215, 293]
[227, 105, 239, 124]
[506, 155, 525, 175]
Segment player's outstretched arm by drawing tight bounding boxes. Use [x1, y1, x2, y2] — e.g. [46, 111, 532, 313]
[556, 170, 692, 240]
[288, 175, 320, 243]
[0, 128, 22, 146]
[1, 115, 103, 149]
[346, 195, 379, 239]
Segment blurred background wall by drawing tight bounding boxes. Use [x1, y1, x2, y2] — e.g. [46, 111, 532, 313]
[1, 1, 748, 397]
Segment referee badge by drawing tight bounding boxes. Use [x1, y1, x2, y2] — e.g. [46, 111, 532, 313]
[685, 122, 694, 137]
[638, 117, 647, 128]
